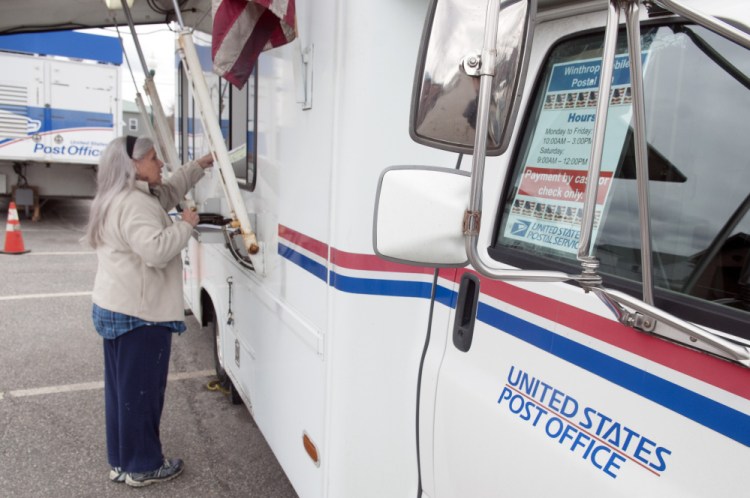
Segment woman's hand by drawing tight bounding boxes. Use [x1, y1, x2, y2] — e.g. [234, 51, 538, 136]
[196, 153, 214, 169]
[180, 208, 200, 227]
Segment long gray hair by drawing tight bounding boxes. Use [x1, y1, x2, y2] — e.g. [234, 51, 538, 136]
[84, 135, 154, 248]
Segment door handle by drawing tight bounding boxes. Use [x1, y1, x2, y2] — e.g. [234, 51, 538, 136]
[453, 273, 480, 352]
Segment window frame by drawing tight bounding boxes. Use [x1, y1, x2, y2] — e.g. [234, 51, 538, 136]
[228, 68, 258, 192]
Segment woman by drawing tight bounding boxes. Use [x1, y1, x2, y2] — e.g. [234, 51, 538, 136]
[84, 135, 213, 487]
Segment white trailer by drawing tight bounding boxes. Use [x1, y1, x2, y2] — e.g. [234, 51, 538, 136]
[0, 31, 121, 199]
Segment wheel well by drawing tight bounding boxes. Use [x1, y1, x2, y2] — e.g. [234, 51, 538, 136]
[200, 289, 215, 326]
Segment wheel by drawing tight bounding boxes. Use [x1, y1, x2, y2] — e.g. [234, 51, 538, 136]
[206, 310, 227, 384]
[205, 304, 243, 406]
[230, 380, 243, 405]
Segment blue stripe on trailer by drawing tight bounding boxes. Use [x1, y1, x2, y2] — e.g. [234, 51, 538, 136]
[47, 108, 114, 130]
[0, 106, 113, 133]
[0, 31, 122, 65]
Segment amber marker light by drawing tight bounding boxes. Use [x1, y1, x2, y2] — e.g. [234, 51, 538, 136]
[303, 432, 320, 467]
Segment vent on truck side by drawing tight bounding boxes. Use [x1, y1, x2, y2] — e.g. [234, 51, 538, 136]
[0, 84, 29, 139]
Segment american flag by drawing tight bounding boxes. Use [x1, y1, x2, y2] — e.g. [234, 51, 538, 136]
[212, 0, 297, 89]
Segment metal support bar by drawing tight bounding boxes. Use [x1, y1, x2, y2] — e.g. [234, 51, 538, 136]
[120, 0, 149, 75]
[625, 0, 654, 305]
[116, 22, 173, 171]
[143, 78, 182, 170]
[466, 0, 501, 213]
[596, 288, 750, 367]
[171, 0, 187, 28]
[463, 0, 577, 283]
[655, 0, 750, 49]
[120, 0, 181, 171]
[134, 93, 159, 156]
[577, 0, 619, 262]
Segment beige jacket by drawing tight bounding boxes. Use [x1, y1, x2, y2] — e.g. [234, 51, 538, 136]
[92, 162, 205, 322]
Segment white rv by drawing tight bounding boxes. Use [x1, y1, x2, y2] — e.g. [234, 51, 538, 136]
[175, 1, 750, 497]
[0, 0, 747, 497]
[0, 31, 121, 199]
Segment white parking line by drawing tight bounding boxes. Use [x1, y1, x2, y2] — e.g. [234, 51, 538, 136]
[0, 291, 92, 301]
[9, 380, 105, 398]
[3, 369, 214, 399]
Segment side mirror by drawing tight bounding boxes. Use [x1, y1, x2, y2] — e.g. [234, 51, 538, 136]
[373, 166, 470, 267]
[410, 0, 534, 155]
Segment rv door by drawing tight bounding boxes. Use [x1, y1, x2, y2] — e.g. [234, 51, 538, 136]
[420, 8, 750, 497]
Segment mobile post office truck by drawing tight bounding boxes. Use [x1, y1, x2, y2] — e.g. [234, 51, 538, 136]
[0, 0, 747, 497]
[175, 0, 750, 497]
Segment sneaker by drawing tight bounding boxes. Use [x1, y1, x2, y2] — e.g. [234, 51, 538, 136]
[109, 467, 126, 483]
[125, 458, 184, 487]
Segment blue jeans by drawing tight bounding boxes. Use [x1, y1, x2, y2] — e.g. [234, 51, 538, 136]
[103, 325, 172, 473]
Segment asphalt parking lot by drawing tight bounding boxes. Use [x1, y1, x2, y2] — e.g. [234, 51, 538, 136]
[0, 199, 297, 497]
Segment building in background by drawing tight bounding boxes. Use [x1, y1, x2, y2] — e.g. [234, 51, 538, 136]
[122, 100, 150, 137]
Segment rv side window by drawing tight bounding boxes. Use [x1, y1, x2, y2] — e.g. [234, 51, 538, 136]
[177, 60, 189, 163]
[219, 78, 230, 147]
[491, 24, 750, 338]
[228, 68, 258, 191]
[178, 59, 257, 189]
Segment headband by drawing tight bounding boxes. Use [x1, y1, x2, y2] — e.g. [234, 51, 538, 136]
[125, 135, 137, 159]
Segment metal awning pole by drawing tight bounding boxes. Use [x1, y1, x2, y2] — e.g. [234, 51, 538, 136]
[171, 0, 186, 28]
[120, 0, 181, 171]
[116, 22, 173, 172]
[120, 0, 149, 73]
[135, 93, 160, 151]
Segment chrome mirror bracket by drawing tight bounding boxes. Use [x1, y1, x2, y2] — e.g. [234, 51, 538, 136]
[594, 287, 750, 367]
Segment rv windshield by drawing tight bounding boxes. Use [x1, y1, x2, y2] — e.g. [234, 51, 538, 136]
[491, 23, 750, 338]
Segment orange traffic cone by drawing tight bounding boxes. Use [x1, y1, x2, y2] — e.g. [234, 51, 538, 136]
[1, 202, 30, 255]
